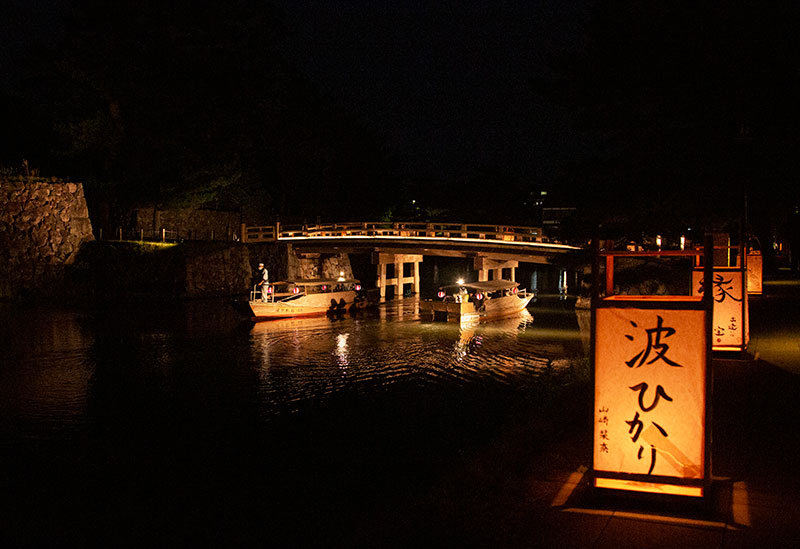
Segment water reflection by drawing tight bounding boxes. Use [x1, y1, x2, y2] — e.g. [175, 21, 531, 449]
[0, 299, 587, 434]
[244, 301, 584, 415]
[0, 297, 587, 544]
[335, 332, 350, 368]
[0, 305, 94, 439]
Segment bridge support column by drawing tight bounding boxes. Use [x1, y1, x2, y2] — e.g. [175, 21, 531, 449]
[394, 258, 404, 298]
[473, 257, 519, 283]
[377, 263, 387, 301]
[373, 253, 423, 301]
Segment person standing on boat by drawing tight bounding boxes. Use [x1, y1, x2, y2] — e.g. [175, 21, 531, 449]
[256, 262, 269, 302]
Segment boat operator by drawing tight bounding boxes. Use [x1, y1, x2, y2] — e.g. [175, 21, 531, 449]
[256, 262, 269, 302]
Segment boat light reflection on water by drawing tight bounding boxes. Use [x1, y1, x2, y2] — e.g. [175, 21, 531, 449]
[336, 333, 350, 368]
[248, 300, 586, 412]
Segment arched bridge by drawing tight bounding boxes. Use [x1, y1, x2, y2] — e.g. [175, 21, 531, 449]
[241, 221, 581, 299]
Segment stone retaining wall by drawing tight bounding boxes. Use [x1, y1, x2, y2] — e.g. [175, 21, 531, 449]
[286, 246, 354, 281]
[181, 243, 354, 298]
[183, 244, 252, 298]
[0, 178, 94, 298]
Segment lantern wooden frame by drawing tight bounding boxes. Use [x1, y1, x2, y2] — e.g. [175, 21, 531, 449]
[591, 237, 714, 498]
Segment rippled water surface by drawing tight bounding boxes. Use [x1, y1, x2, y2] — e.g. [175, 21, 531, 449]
[0, 298, 588, 544]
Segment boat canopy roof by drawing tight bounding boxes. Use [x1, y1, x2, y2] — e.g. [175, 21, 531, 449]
[442, 280, 520, 291]
[272, 278, 360, 286]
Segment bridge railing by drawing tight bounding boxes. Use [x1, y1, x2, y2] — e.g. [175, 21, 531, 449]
[243, 224, 277, 242]
[241, 221, 545, 244]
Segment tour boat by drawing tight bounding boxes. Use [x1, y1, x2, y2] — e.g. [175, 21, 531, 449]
[248, 278, 362, 321]
[420, 279, 534, 322]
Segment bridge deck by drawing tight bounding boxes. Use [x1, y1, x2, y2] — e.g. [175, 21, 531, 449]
[241, 221, 579, 257]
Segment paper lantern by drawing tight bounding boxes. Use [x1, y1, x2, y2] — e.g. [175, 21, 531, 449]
[692, 268, 748, 351]
[594, 302, 709, 497]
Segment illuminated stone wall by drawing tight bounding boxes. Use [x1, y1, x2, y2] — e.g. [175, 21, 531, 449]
[0, 177, 94, 298]
[286, 247, 354, 281]
[182, 244, 252, 297]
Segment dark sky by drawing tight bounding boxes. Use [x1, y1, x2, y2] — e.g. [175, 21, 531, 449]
[273, 1, 589, 184]
[1, 1, 590, 187]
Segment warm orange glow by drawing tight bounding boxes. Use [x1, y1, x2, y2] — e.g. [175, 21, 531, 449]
[746, 253, 763, 295]
[692, 269, 747, 351]
[551, 468, 588, 506]
[603, 295, 703, 303]
[594, 307, 707, 494]
[594, 478, 703, 497]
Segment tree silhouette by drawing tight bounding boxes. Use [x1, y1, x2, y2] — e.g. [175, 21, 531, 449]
[2, 1, 395, 222]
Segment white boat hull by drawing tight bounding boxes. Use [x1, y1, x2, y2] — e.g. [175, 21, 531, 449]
[249, 290, 356, 320]
[421, 293, 534, 322]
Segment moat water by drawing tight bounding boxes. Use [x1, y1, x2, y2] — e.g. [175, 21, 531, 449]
[0, 297, 588, 545]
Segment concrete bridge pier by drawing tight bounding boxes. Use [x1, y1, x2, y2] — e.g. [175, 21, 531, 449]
[373, 253, 422, 300]
[473, 257, 518, 282]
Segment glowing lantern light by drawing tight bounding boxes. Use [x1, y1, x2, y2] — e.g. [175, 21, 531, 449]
[476, 293, 483, 300]
[321, 285, 327, 291]
[292, 287, 300, 294]
[355, 284, 362, 291]
[692, 267, 748, 351]
[267, 286, 273, 294]
[511, 287, 518, 294]
[594, 304, 709, 497]
[746, 251, 762, 295]
[437, 290, 445, 299]
[593, 240, 713, 498]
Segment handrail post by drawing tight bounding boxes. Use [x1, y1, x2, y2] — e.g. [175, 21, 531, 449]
[605, 240, 614, 296]
[240, 223, 247, 243]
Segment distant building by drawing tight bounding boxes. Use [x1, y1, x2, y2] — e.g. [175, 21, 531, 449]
[542, 207, 577, 238]
[525, 186, 576, 240]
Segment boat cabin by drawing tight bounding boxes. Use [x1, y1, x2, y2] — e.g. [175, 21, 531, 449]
[259, 278, 361, 302]
[422, 279, 531, 322]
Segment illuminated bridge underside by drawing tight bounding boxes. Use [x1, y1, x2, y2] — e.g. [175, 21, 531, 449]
[281, 235, 578, 263]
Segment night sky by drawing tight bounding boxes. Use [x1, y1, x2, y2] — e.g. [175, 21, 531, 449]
[3, 1, 800, 244]
[272, 1, 588, 184]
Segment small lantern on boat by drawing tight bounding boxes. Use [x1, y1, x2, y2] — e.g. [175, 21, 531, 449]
[355, 284, 362, 291]
[292, 287, 300, 294]
[267, 285, 274, 294]
[321, 285, 327, 291]
[437, 290, 445, 299]
[511, 287, 518, 294]
[476, 292, 483, 300]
